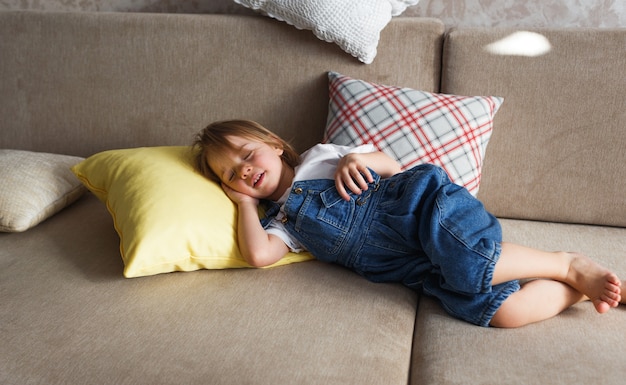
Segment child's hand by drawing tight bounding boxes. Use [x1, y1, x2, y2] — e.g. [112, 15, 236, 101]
[335, 153, 374, 201]
[221, 183, 259, 206]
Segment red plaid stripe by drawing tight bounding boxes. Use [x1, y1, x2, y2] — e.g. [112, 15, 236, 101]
[323, 72, 503, 196]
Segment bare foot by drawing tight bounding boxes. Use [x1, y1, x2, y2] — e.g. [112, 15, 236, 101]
[566, 252, 621, 313]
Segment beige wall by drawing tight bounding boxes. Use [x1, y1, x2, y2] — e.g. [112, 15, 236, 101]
[1, 0, 624, 28]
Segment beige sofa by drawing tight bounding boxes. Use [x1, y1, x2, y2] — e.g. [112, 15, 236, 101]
[1, 10, 625, 385]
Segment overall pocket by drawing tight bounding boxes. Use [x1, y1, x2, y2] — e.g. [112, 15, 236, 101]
[293, 186, 355, 257]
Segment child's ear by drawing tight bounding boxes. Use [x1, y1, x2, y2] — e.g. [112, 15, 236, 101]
[273, 144, 284, 156]
[269, 136, 284, 155]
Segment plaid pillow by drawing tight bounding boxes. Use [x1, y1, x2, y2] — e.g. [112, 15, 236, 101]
[323, 72, 503, 196]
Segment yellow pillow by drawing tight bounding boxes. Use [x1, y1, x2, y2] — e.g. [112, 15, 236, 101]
[71, 146, 313, 278]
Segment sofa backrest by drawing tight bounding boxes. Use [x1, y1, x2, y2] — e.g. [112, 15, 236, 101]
[0, 11, 444, 156]
[442, 28, 626, 227]
[3, 11, 623, 228]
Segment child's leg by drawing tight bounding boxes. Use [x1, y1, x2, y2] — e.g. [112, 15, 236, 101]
[490, 279, 585, 328]
[492, 243, 621, 314]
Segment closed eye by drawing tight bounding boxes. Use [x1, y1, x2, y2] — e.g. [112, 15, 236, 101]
[227, 152, 251, 182]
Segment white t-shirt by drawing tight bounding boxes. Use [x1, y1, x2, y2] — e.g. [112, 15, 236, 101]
[266, 143, 376, 252]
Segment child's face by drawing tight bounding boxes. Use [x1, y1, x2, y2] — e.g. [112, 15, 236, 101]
[207, 135, 287, 201]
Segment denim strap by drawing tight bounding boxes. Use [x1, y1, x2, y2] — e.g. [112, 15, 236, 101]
[259, 200, 281, 229]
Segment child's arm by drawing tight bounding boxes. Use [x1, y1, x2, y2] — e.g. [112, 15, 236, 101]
[222, 184, 290, 267]
[335, 151, 402, 201]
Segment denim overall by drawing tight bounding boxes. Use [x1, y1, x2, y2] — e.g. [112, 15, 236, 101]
[267, 164, 520, 326]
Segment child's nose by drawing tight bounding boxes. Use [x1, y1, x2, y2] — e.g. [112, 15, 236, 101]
[239, 165, 251, 179]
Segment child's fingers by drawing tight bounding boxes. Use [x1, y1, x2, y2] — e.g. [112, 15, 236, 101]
[335, 179, 351, 201]
[335, 154, 373, 200]
[347, 165, 371, 193]
[221, 182, 237, 195]
[335, 171, 371, 201]
[335, 171, 358, 200]
[359, 167, 374, 184]
[220, 183, 236, 200]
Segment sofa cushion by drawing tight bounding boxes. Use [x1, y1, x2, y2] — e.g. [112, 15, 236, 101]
[323, 72, 502, 196]
[0, 149, 85, 232]
[0, 192, 420, 385]
[411, 218, 626, 385]
[71, 146, 313, 278]
[233, 0, 419, 63]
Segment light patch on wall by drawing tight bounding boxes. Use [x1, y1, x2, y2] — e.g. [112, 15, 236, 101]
[484, 31, 552, 57]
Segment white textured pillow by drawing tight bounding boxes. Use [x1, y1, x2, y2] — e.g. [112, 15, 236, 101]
[0, 149, 86, 232]
[233, 0, 420, 64]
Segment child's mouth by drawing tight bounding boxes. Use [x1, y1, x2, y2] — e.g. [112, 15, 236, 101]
[253, 172, 264, 188]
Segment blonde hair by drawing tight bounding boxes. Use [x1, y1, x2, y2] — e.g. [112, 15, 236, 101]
[193, 120, 300, 183]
